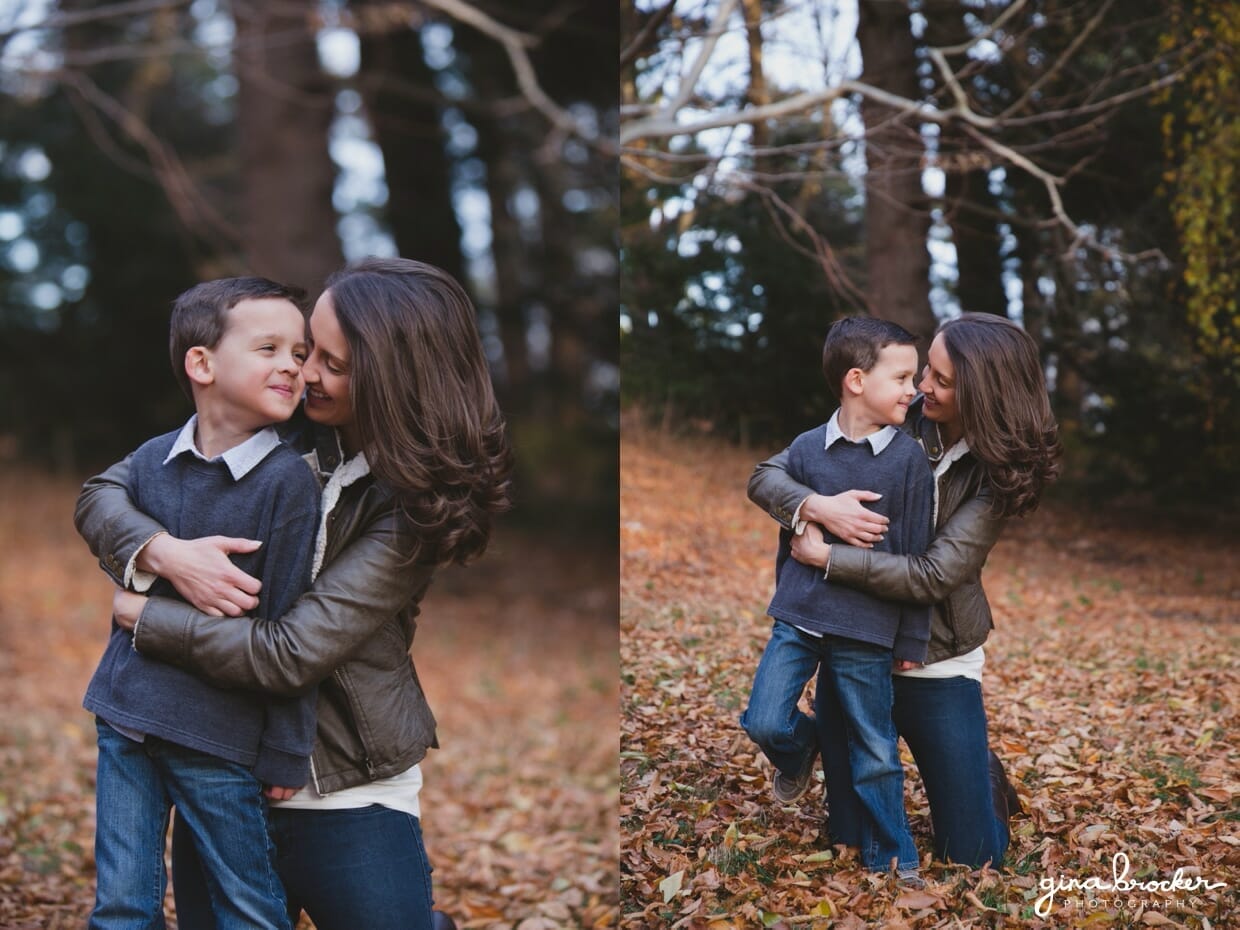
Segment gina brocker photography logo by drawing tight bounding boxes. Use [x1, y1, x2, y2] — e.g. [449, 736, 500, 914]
[1035, 852, 1229, 917]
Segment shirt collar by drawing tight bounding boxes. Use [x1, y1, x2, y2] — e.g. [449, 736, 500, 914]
[824, 409, 899, 456]
[933, 436, 971, 480]
[163, 414, 283, 481]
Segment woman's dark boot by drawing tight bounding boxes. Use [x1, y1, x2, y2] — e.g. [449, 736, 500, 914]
[988, 749, 1022, 823]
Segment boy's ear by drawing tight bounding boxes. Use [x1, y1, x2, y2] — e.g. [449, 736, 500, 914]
[842, 366, 865, 397]
[185, 346, 214, 387]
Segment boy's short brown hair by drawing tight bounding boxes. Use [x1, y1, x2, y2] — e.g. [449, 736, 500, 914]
[169, 277, 307, 400]
[821, 316, 918, 399]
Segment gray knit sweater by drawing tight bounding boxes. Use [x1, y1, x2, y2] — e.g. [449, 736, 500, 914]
[83, 427, 321, 786]
[766, 421, 934, 663]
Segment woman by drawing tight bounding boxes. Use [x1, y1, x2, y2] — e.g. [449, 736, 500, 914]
[75, 258, 511, 930]
[748, 313, 1060, 867]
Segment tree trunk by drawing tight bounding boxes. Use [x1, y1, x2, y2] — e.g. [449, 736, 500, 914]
[476, 114, 532, 408]
[354, 0, 465, 282]
[741, 0, 770, 150]
[235, 1, 342, 293]
[533, 170, 593, 427]
[945, 159, 1007, 315]
[856, 0, 934, 344]
[923, 0, 1007, 316]
[453, 25, 532, 413]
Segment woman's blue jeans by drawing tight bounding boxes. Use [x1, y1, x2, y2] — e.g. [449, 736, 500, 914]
[89, 719, 291, 930]
[817, 673, 1009, 868]
[891, 674, 1009, 867]
[172, 803, 435, 930]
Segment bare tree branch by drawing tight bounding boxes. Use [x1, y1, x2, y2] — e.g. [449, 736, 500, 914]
[7, 0, 610, 153]
[416, 0, 614, 153]
[621, 156, 867, 307]
[59, 69, 240, 250]
[999, 58, 1201, 127]
[620, 0, 677, 71]
[752, 182, 868, 309]
[958, 123, 1166, 266]
[621, 1, 1189, 266]
[934, 0, 1029, 56]
[667, 0, 740, 116]
[999, 0, 1116, 119]
[0, 0, 192, 42]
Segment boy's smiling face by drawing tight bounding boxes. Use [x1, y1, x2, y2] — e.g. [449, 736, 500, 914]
[199, 297, 308, 430]
[854, 342, 920, 426]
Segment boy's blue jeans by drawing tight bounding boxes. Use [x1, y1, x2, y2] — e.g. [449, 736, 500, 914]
[811, 634, 919, 872]
[741, 621, 918, 872]
[739, 620, 821, 779]
[89, 719, 291, 930]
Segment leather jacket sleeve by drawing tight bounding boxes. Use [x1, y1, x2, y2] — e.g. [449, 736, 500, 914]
[828, 491, 1006, 604]
[747, 446, 813, 528]
[132, 507, 434, 697]
[74, 455, 167, 586]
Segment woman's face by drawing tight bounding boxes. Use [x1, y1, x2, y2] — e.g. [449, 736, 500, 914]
[919, 333, 960, 429]
[303, 291, 357, 440]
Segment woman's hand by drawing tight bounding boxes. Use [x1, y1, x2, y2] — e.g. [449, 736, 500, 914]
[112, 588, 148, 632]
[140, 534, 263, 617]
[800, 490, 889, 547]
[264, 785, 298, 801]
[790, 522, 831, 570]
[895, 660, 922, 672]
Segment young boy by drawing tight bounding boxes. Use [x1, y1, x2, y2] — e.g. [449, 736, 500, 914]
[740, 317, 933, 883]
[83, 277, 322, 930]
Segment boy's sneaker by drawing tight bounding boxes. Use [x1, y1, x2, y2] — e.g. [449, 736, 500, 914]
[896, 868, 926, 890]
[771, 748, 818, 804]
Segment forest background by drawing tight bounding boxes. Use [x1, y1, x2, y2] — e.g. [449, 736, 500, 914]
[620, 0, 1237, 926]
[621, 0, 1238, 507]
[0, 1, 619, 927]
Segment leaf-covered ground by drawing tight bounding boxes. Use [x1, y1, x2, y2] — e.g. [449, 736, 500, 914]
[0, 466, 619, 930]
[620, 424, 1238, 929]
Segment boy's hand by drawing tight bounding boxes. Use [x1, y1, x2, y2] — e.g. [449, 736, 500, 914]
[802, 490, 889, 547]
[112, 588, 148, 631]
[264, 785, 298, 801]
[790, 522, 831, 570]
[141, 534, 263, 617]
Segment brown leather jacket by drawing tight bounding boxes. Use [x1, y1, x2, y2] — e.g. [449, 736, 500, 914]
[74, 425, 438, 794]
[747, 397, 1006, 664]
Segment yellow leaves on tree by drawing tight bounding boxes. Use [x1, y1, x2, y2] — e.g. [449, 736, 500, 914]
[1160, 1, 1240, 385]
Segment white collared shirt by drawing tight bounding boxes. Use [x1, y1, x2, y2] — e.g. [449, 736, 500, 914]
[823, 409, 899, 456]
[127, 417, 283, 589]
[161, 415, 284, 481]
[790, 411, 900, 535]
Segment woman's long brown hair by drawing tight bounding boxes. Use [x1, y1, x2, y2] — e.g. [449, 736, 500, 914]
[325, 258, 513, 565]
[939, 313, 1062, 518]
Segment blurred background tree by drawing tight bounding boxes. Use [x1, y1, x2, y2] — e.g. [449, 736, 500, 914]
[620, 0, 1239, 509]
[0, 0, 618, 538]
